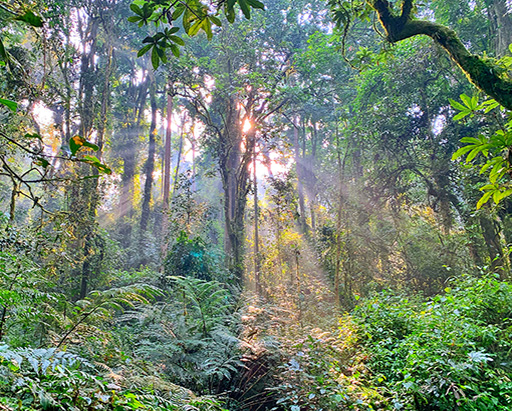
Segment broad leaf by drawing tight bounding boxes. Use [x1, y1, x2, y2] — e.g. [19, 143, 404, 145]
[0, 98, 17, 112]
[15, 11, 43, 27]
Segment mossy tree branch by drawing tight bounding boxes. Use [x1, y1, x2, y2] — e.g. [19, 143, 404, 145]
[369, 0, 512, 110]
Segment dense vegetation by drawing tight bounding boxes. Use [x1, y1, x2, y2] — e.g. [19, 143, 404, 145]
[1, 0, 512, 409]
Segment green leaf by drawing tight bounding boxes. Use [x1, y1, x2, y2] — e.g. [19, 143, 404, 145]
[471, 95, 479, 110]
[498, 188, 512, 202]
[171, 6, 185, 21]
[69, 135, 85, 156]
[15, 11, 43, 27]
[188, 19, 204, 37]
[69, 136, 98, 155]
[137, 44, 152, 57]
[209, 15, 222, 26]
[453, 111, 470, 121]
[466, 145, 488, 163]
[480, 184, 497, 191]
[484, 101, 500, 113]
[238, 0, 251, 19]
[169, 35, 185, 46]
[452, 145, 474, 160]
[82, 141, 99, 152]
[205, 17, 212, 40]
[127, 16, 142, 23]
[0, 98, 17, 112]
[460, 137, 483, 144]
[449, 98, 467, 112]
[151, 47, 160, 70]
[247, 0, 265, 9]
[130, 4, 143, 16]
[477, 191, 493, 209]
[0, 38, 6, 62]
[170, 44, 180, 58]
[69, 135, 83, 156]
[493, 189, 501, 204]
[81, 156, 112, 174]
[35, 158, 50, 168]
[460, 93, 473, 109]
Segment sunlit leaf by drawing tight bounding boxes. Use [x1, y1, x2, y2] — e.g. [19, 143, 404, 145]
[477, 191, 493, 209]
[452, 145, 474, 160]
[449, 98, 467, 112]
[453, 111, 470, 121]
[460, 93, 473, 109]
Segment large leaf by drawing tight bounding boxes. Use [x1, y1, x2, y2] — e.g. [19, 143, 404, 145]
[238, 0, 251, 19]
[0, 98, 17, 112]
[476, 191, 493, 210]
[15, 11, 43, 27]
[69, 136, 99, 156]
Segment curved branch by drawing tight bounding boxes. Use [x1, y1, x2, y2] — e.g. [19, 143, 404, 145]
[370, 0, 512, 109]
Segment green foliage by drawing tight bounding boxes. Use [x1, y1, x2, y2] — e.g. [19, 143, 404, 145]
[0, 97, 17, 112]
[451, 93, 512, 208]
[270, 324, 379, 410]
[128, 0, 264, 68]
[118, 277, 241, 395]
[164, 231, 215, 280]
[354, 275, 512, 409]
[0, 344, 227, 410]
[0, 249, 56, 346]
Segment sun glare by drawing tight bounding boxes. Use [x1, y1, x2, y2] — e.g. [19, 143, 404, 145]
[243, 118, 252, 133]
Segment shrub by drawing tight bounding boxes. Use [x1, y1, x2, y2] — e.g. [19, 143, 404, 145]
[354, 274, 512, 410]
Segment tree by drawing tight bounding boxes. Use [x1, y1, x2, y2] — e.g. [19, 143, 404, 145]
[329, 0, 512, 109]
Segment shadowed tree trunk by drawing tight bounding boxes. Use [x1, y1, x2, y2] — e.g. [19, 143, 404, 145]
[139, 69, 158, 266]
[293, 120, 309, 235]
[488, 0, 512, 58]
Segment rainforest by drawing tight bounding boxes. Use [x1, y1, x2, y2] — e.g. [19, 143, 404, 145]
[1, 0, 512, 409]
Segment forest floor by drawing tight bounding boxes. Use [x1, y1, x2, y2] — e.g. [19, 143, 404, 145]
[232, 242, 364, 410]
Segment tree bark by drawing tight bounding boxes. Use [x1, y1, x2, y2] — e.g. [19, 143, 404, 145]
[161, 81, 174, 258]
[293, 120, 309, 235]
[253, 148, 261, 295]
[488, 0, 512, 58]
[139, 69, 158, 265]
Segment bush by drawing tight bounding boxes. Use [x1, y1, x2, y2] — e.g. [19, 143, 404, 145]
[354, 274, 512, 410]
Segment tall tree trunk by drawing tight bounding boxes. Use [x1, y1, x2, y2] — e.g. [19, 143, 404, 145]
[172, 114, 186, 196]
[118, 75, 148, 247]
[218, 97, 253, 282]
[293, 121, 308, 235]
[79, 40, 113, 299]
[253, 148, 261, 295]
[139, 69, 158, 265]
[161, 81, 174, 256]
[488, 0, 512, 57]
